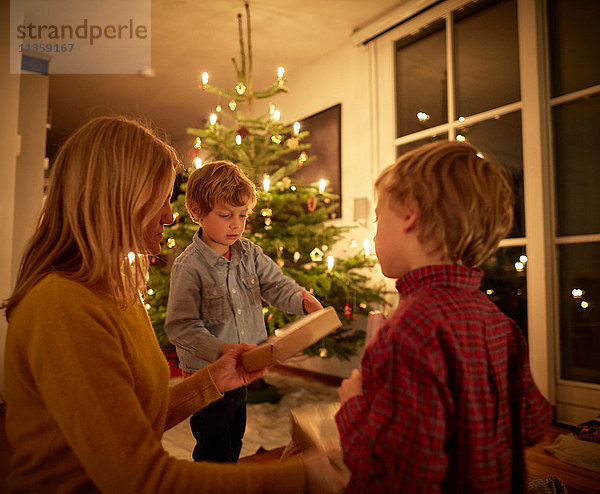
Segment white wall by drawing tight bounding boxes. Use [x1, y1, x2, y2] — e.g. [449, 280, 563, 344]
[0, 0, 49, 401]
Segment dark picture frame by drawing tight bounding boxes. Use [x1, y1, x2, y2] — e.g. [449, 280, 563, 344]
[291, 103, 342, 218]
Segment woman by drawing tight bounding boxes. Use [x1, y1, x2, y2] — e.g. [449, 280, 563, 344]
[2, 116, 343, 493]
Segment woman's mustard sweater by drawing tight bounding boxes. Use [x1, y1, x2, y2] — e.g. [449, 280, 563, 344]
[4, 274, 305, 493]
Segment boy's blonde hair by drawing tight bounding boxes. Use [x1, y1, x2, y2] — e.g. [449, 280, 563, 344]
[3, 116, 180, 319]
[375, 140, 514, 268]
[185, 161, 257, 222]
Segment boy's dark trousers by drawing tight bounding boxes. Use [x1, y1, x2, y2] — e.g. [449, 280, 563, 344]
[189, 386, 247, 463]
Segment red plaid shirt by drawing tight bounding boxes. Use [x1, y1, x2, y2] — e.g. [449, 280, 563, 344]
[336, 265, 552, 493]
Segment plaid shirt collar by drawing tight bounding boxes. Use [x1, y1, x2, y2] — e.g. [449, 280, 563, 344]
[395, 264, 484, 298]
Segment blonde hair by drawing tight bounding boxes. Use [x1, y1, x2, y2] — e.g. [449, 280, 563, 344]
[3, 116, 180, 319]
[375, 140, 514, 268]
[185, 160, 257, 222]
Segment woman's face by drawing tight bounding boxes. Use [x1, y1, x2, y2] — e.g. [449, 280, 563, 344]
[141, 172, 175, 255]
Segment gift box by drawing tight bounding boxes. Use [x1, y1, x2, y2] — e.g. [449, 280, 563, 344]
[289, 402, 349, 477]
[241, 306, 342, 371]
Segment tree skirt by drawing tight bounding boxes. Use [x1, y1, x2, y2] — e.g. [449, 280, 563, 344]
[161, 370, 339, 460]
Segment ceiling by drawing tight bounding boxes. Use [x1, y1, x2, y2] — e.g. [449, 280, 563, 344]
[46, 0, 407, 160]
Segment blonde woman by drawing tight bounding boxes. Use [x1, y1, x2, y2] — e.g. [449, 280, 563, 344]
[2, 116, 344, 494]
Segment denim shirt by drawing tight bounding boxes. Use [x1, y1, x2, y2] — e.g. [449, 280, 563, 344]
[165, 230, 305, 372]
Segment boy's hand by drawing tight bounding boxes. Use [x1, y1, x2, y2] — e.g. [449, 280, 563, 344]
[302, 290, 323, 314]
[338, 369, 362, 406]
[208, 343, 264, 392]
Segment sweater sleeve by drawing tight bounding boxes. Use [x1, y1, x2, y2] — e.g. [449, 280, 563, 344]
[10, 279, 305, 494]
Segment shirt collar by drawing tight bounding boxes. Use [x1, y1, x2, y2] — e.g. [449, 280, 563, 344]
[395, 264, 483, 298]
[192, 228, 245, 267]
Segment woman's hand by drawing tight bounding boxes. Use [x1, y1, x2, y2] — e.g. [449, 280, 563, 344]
[338, 369, 362, 406]
[302, 448, 348, 494]
[208, 343, 264, 392]
[302, 290, 323, 314]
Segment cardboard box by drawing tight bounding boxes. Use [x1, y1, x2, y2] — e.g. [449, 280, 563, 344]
[241, 306, 342, 371]
[290, 402, 349, 477]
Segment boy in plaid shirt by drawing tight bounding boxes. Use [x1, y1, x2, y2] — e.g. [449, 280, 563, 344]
[336, 141, 553, 493]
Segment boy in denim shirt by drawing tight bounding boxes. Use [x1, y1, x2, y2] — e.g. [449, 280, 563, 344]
[165, 160, 323, 463]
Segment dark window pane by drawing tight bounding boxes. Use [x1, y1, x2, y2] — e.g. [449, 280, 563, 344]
[554, 93, 600, 236]
[456, 111, 524, 238]
[480, 246, 528, 337]
[395, 133, 448, 159]
[395, 19, 446, 137]
[548, 0, 600, 97]
[558, 243, 600, 384]
[454, 0, 520, 117]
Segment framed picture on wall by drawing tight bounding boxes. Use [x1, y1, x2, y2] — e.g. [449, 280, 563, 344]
[291, 103, 341, 219]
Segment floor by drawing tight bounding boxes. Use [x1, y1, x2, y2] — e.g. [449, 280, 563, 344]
[1, 367, 600, 493]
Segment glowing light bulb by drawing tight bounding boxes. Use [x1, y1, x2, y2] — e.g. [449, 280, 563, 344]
[514, 261, 524, 272]
[263, 174, 271, 192]
[145, 303, 151, 310]
[147, 288, 155, 296]
[581, 301, 589, 309]
[277, 66, 285, 78]
[235, 134, 242, 145]
[318, 178, 326, 193]
[456, 134, 466, 142]
[458, 116, 465, 122]
[229, 100, 237, 111]
[127, 252, 136, 264]
[519, 255, 528, 263]
[194, 137, 202, 149]
[290, 185, 296, 191]
[201, 72, 209, 85]
[193, 157, 203, 168]
[572, 288, 583, 299]
[476, 152, 484, 159]
[293, 121, 300, 135]
[363, 238, 372, 256]
[273, 109, 281, 121]
[216, 105, 222, 112]
[327, 255, 334, 272]
[209, 113, 217, 125]
[417, 111, 430, 122]
[486, 289, 494, 295]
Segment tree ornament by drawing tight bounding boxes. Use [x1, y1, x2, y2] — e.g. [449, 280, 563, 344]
[293, 251, 301, 263]
[193, 137, 202, 149]
[261, 208, 272, 217]
[286, 137, 299, 149]
[321, 245, 329, 252]
[187, 148, 199, 160]
[307, 195, 317, 212]
[271, 134, 282, 144]
[282, 176, 292, 189]
[309, 247, 324, 262]
[237, 126, 250, 139]
[359, 302, 367, 309]
[344, 303, 352, 319]
[298, 151, 308, 165]
[264, 217, 272, 230]
[235, 82, 246, 95]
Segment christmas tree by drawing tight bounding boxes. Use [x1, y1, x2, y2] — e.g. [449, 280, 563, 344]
[145, 2, 387, 362]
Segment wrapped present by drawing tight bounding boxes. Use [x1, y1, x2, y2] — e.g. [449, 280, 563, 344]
[241, 307, 342, 372]
[289, 402, 349, 477]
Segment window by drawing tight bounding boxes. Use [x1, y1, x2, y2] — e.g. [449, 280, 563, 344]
[393, 0, 526, 330]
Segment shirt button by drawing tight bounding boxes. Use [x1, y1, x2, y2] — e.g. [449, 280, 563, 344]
[232, 289, 237, 294]
[237, 309, 242, 314]
[241, 330, 245, 335]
